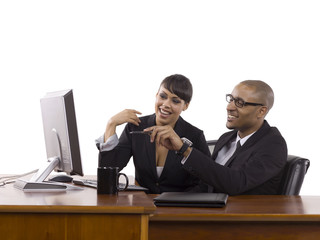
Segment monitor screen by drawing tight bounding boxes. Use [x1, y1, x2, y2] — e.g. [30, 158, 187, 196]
[30, 89, 84, 182]
[41, 89, 83, 175]
[14, 89, 84, 191]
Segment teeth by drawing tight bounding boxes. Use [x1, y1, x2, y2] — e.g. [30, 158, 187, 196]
[160, 108, 170, 115]
[228, 115, 237, 119]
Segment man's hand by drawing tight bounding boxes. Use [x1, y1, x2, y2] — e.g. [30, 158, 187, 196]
[144, 125, 183, 151]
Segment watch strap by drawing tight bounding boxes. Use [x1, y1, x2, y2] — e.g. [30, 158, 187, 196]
[176, 142, 190, 156]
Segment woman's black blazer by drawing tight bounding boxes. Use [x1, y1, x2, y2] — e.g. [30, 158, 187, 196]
[99, 114, 210, 193]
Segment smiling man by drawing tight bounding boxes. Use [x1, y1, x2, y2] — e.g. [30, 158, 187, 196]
[149, 80, 288, 195]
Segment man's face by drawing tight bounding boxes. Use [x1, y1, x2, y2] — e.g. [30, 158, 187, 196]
[226, 83, 264, 137]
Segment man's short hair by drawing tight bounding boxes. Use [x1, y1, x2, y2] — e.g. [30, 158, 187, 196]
[240, 80, 274, 110]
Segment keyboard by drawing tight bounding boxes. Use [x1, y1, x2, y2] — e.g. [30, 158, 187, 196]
[73, 179, 148, 191]
[14, 179, 84, 192]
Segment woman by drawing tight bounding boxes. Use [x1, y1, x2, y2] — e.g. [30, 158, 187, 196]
[96, 74, 210, 193]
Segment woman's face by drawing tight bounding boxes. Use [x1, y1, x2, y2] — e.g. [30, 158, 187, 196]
[155, 85, 189, 126]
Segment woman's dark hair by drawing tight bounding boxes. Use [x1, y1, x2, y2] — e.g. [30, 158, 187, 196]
[160, 74, 193, 103]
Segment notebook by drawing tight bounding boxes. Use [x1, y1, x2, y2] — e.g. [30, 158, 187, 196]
[153, 192, 228, 207]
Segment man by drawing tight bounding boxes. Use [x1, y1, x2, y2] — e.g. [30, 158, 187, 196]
[145, 80, 287, 195]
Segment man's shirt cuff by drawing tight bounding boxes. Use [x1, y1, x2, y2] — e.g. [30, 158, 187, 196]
[181, 147, 193, 164]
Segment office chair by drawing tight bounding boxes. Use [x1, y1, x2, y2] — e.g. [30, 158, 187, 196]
[277, 155, 310, 195]
[206, 140, 310, 195]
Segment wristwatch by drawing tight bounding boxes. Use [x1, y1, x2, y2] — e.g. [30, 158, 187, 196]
[176, 137, 193, 156]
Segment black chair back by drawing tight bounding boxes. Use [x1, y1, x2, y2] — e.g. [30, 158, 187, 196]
[278, 155, 310, 195]
[206, 140, 310, 195]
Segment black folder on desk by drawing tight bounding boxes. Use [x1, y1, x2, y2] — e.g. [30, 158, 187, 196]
[153, 192, 228, 208]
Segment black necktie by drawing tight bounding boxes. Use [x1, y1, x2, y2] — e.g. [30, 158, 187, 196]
[235, 141, 241, 151]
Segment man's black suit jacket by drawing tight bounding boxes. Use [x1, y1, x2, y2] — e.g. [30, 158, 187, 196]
[183, 121, 287, 195]
[99, 114, 210, 194]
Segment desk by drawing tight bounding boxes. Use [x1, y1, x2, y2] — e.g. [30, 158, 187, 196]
[148, 195, 320, 240]
[0, 184, 155, 240]
[2, 185, 320, 240]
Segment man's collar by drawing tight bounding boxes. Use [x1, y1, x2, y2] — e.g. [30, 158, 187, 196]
[236, 131, 255, 146]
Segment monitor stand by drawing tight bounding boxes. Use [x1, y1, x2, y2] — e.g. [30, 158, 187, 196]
[30, 156, 60, 182]
[14, 129, 83, 192]
[14, 157, 73, 192]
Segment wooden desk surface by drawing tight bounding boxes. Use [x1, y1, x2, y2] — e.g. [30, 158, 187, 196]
[0, 183, 155, 214]
[2, 182, 320, 240]
[0, 183, 155, 240]
[148, 194, 320, 221]
[148, 195, 320, 240]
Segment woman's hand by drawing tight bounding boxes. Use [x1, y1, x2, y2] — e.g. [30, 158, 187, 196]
[109, 109, 142, 127]
[144, 125, 183, 151]
[104, 109, 141, 142]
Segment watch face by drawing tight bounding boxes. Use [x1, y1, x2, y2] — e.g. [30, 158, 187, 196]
[181, 137, 193, 147]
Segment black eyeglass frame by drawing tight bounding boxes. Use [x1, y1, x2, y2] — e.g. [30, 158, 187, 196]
[226, 94, 264, 108]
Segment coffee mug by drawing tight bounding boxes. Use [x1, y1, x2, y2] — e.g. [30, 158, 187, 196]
[97, 167, 129, 194]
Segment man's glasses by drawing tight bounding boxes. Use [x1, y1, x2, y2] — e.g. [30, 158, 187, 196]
[226, 94, 264, 108]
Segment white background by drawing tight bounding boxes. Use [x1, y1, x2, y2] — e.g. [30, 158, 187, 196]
[1, 1, 319, 195]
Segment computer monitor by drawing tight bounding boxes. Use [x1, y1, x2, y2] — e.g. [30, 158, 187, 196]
[14, 89, 84, 191]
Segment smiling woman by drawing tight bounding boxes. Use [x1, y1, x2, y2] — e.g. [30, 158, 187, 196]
[95, 74, 211, 194]
[155, 74, 192, 127]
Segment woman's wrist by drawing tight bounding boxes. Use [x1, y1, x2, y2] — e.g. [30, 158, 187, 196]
[104, 121, 117, 142]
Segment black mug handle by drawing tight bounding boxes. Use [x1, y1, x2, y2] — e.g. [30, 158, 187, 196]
[117, 173, 129, 191]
